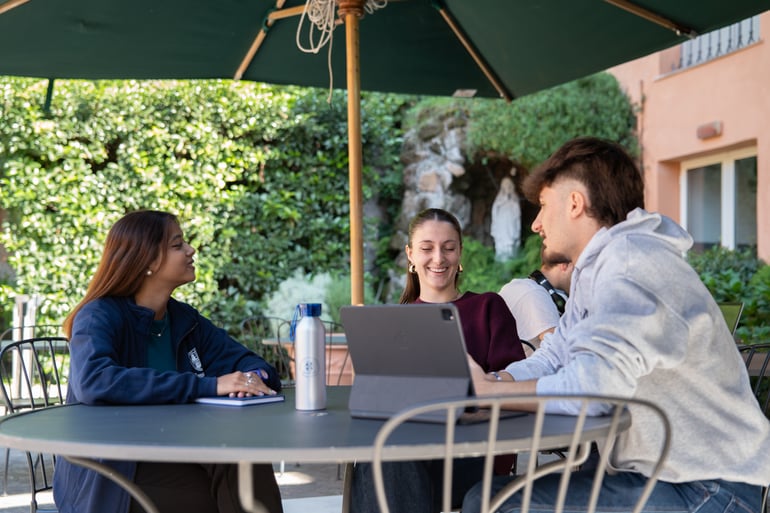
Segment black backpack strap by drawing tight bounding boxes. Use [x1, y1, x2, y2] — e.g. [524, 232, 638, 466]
[528, 270, 566, 315]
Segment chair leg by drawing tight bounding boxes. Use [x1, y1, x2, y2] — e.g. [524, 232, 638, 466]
[2, 447, 9, 495]
[336, 350, 351, 386]
[340, 463, 353, 513]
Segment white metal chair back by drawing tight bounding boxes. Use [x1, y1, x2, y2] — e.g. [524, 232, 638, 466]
[372, 393, 671, 513]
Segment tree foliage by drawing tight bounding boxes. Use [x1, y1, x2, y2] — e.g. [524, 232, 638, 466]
[0, 78, 410, 329]
[391, 72, 639, 296]
[687, 246, 769, 341]
[405, 73, 638, 170]
[1, 72, 682, 339]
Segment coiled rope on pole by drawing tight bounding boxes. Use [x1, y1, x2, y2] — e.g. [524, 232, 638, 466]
[295, 0, 387, 101]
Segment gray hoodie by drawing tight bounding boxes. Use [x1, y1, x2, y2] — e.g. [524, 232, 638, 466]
[505, 208, 770, 485]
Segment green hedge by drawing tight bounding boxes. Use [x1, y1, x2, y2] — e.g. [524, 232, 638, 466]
[7, 74, 758, 344]
[405, 72, 638, 170]
[687, 247, 769, 341]
[0, 78, 409, 330]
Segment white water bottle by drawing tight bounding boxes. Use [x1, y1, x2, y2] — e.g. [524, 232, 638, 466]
[291, 303, 326, 410]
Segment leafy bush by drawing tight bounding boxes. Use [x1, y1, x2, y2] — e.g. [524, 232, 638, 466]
[323, 273, 378, 323]
[403, 73, 638, 171]
[687, 246, 762, 288]
[457, 237, 505, 294]
[260, 268, 333, 322]
[459, 234, 543, 294]
[0, 78, 409, 332]
[462, 239, 770, 342]
[501, 235, 545, 282]
[466, 72, 638, 168]
[259, 269, 377, 325]
[687, 246, 768, 341]
[744, 265, 770, 341]
[391, 72, 637, 298]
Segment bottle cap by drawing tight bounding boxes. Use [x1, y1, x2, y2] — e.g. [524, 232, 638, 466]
[290, 303, 323, 341]
[300, 303, 322, 317]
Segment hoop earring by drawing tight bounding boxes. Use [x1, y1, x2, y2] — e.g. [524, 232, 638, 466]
[408, 263, 416, 274]
[458, 264, 464, 273]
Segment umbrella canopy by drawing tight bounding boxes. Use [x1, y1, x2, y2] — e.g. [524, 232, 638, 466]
[1, 0, 768, 304]
[0, 0, 766, 97]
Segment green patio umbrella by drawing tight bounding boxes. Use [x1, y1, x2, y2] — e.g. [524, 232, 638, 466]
[1, 0, 768, 305]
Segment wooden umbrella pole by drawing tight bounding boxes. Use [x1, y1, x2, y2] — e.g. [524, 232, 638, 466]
[338, 0, 365, 306]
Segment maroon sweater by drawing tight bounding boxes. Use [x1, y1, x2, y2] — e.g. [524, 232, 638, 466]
[416, 291, 525, 474]
[415, 291, 526, 371]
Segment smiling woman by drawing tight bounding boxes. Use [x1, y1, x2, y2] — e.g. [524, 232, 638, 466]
[348, 207, 527, 513]
[399, 207, 525, 380]
[403, 210, 464, 304]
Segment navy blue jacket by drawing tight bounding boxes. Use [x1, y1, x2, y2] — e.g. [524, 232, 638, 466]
[53, 296, 281, 513]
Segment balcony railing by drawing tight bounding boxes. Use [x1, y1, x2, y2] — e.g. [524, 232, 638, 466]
[673, 16, 760, 71]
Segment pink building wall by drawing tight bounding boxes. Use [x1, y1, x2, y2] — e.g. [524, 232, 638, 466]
[608, 11, 770, 261]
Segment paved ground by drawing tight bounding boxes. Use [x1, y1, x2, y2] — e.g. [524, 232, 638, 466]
[0, 449, 345, 512]
[0, 450, 554, 512]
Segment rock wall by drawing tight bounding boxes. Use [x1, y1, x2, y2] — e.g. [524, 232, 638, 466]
[382, 110, 534, 302]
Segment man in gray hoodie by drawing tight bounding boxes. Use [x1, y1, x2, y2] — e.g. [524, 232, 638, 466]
[463, 136, 769, 513]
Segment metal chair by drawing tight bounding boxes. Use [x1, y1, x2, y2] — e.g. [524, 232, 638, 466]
[0, 325, 67, 500]
[239, 316, 293, 385]
[321, 320, 350, 481]
[0, 336, 69, 513]
[371, 394, 671, 513]
[738, 342, 770, 416]
[518, 336, 589, 474]
[322, 320, 351, 386]
[0, 325, 65, 344]
[737, 342, 770, 512]
[718, 302, 744, 337]
[240, 316, 301, 476]
[520, 339, 537, 355]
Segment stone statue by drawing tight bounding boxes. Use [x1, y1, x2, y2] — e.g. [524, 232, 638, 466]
[490, 176, 521, 261]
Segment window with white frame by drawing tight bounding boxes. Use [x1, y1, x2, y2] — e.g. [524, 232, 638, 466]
[680, 148, 757, 252]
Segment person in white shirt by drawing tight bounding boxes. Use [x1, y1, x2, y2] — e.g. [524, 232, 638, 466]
[498, 248, 572, 354]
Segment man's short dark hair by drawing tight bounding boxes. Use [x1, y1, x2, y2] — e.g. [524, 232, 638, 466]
[523, 137, 644, 227]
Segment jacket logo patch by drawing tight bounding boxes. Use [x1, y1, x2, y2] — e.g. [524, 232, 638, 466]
[188, 348, 204, 375]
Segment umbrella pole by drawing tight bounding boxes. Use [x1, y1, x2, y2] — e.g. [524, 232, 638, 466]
[339, 1, 365, 306]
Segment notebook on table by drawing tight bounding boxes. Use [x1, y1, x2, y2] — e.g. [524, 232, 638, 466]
[195, 394, 285, 407]
[340, 303, 523, 424]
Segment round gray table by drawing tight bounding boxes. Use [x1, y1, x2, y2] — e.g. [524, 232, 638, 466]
[0, 387, 628, 513]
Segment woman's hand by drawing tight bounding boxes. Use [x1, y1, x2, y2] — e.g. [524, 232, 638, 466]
[466, 354, 488, 384]
[216, 370, 277, 398]
[467, 354, 537, 409]
[467, 355, 515, 396]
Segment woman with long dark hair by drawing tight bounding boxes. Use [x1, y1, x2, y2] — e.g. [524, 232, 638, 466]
[351, 207, 527, 513]
[55, 210, 283, 513]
